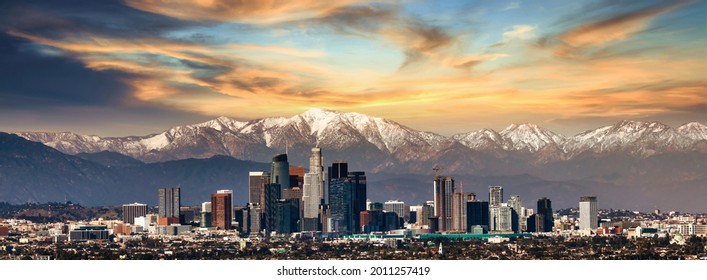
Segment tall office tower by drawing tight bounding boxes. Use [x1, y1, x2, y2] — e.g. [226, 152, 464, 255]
[507, 195, 523, 233]
[264, 183, 282, 233]
[217, 189, 233, 212]
[249, 171, 270, 206]
[537, 197, 554, 232]
[283, 187, 303, 231]
[288, 166, 305, 188]
[490, 204, 513, 232]
[200, 202, 212, 227]
[328, 161, 348, 181]
[211, 192, 232, 230]
[309, 148, 324, 188]
[384, 200, 406, 221]
[302, 147, 325, 231]
[328, 178, 354, 234]
[270, 199, 298, 234]
[246, 203, 262, 237]
[489, 186, 503, 207]
[580, 196, 598, 230]
[466, 201, 489, 233]
[122, 203, 147, 224]
[420, 201, 434, 228]
[179, 206, 197, 224]
[348, 171, 366, 233]
[452, 192, 475, 232]
[302, 172, 323, 231]
[271, 154, 290, 197]
[158, 187, 180, 218]
[433, 176, 454, 232]
[409, 205, 421, 224]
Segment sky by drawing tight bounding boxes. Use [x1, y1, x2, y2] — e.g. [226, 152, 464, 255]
[0, 0, 705, 137]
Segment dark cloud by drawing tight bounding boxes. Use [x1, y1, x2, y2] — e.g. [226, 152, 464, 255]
[314, 4, 457, 69]
[0, 0, 207, 41]
[0, 32, 136, 108]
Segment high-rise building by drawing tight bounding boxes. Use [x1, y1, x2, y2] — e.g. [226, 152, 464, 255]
[433, 176, 454, 232]
[580, 196, 598, 230]
[489, 186, 503, 207]
[249, 171, 270, 206]
[537, 197, 553, 232]
[264, 183, 282, 233]
[328, 161, 348, 182]
[246, 203, 262, 237]
[200, 202, 212, 227]
[158, 187, 180, 219]
[466, 201, 489, 233]
[507, 195, 523, 233]
[452, 190, 475, 232]
[348, 171, 366, 233]
[329, 177, 353, 234]
[211, 192, 232, 230]
[302, 147, 325, 231]
[274, 199, 299, 234]
[217, 189, 233, 208]
[271, 154, 290, 197]
[122, 203, 147, 225]
[289, 166, 305, 188]
[302, 172, 323, 231]
[309, 147, 325, 196]
[490, 204, 513, 232]
[384, 200, 406, 221]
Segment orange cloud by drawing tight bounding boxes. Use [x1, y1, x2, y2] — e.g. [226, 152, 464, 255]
[124, 0, 367, 23]
[542, 0, 697, 58]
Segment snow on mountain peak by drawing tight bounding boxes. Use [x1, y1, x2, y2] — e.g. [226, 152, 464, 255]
[678, 122, 707, 140]
[500, 123, 564, 151]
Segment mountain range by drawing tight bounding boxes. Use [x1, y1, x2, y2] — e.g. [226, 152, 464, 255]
[4, 109, 707, 212]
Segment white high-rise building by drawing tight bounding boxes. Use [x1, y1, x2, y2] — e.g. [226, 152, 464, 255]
[490, 203, 513, 232]
[580, 196, 598, 230]
[302, 147, 325, 231]
[384, 200, 406, 220]
[489, 186, 503, 207]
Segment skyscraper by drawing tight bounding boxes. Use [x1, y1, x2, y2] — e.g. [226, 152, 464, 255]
[580, 196, 598, 230]
[433, 176, 454, 232]
[490, 204, 513, 232]
[537, 197, 553, 232]
[507, 195, 523, 233]
[271, 154, 290, 197]
[200, 202, 212, 228]
[348, 171, 366, 233]
[384, 200, 406, 221]
[158, 187, 180, 219]
[249, 171, 270, 206]
[328, 161, 348, 182]
[302, 147, 324, 231]
[288, 166, 305, 188]
[264, 182, 282, 233]
[466, 201, 489, 233]
[211, 192, 232, 230]
[489, 186, 503, 207]
[122, 203, 147, 225]
[329, 177, 353, 234]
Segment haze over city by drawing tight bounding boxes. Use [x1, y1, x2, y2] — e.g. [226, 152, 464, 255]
[1, 0, 705, 136]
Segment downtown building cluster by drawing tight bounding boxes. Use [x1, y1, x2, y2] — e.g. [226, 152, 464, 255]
[3, 147, 706, 249]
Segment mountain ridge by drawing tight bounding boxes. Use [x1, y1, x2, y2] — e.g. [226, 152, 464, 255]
[14, 109, 706, 168]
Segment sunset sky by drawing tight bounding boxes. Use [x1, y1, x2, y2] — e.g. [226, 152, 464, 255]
[0, 0, 705, 136]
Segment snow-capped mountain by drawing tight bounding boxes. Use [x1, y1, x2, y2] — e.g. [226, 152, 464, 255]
[563, 120, 697, 157]
[499, 123, 565, 152]
[678, 122, 707, 141]
[13, 109, 707, 168]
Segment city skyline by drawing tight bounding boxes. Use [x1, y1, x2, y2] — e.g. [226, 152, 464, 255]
[0, 0, 705, 137]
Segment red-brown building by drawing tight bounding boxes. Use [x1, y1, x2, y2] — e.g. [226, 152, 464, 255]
[211, 192, 233, 230]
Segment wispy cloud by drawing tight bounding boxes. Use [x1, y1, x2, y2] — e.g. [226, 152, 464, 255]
[543, 0, 697, 58]
[502, 2, 521, 11]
